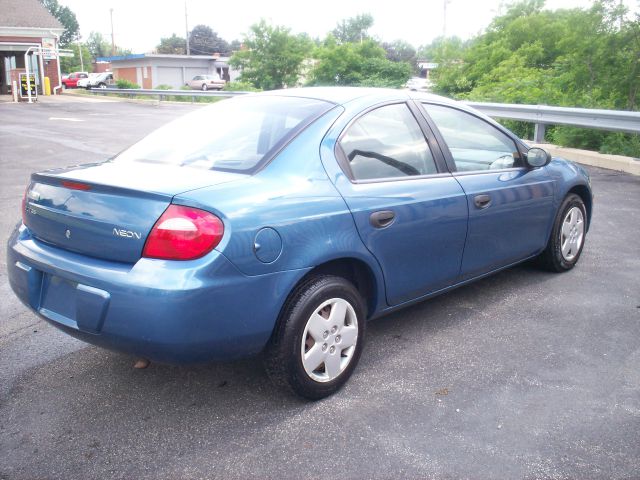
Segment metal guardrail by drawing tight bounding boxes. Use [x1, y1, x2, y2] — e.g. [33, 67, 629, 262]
[89, 88, 639, 143]
[466, 102, 640, 142]
[89, 87, 249, 101]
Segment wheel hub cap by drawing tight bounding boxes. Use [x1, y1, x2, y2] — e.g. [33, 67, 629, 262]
[301, 298, 358, 383]
[560, 206, 585, 261]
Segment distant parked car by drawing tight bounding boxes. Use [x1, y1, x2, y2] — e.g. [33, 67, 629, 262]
[77, 73, 101, 89]
[187, 74, 225, 91]
[62, 72, 89, 89]
[86, 72, 115, 89]
[405, 77, 432, 92]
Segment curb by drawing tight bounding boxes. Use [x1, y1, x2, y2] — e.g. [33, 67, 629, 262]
[529, 143, 640, 176]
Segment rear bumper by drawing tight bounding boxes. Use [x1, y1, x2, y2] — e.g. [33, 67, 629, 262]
[7, 224, 306, 363]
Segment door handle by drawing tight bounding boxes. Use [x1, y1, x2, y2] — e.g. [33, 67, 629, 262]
[370, 210, 396, 228]
[474, 194, 492, 209]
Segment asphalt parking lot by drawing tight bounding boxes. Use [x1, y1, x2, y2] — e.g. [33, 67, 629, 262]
[1, 96, 639, 480]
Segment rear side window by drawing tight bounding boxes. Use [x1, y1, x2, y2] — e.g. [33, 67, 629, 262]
[114, 96, 333, 174]
[423, 103, 521, 172]
[339, 104, 437, 181]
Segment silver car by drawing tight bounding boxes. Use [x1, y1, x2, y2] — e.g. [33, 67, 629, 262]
[86, 72, 115, 89]
[187, 74, 225, 91]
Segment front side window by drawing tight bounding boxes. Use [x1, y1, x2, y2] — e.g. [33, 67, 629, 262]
[423, 104, 521, 172]
[114, 95, 333, 174]
[339, 104, 437, 181]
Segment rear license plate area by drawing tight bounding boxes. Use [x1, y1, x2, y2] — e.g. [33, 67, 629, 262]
[40, 273, 77, 322]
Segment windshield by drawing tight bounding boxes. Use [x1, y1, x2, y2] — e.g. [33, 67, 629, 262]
[114, 95, 334, 173]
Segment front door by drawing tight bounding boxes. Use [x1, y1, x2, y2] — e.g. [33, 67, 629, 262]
[332, 102, 468, 305]
[421, 103, 555, 279]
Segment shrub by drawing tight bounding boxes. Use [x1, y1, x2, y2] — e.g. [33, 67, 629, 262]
[116, 78, 140, 89]
[223, 81, 261, 92]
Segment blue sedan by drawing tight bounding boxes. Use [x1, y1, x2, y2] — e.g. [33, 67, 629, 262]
[7, 88, 592, 399]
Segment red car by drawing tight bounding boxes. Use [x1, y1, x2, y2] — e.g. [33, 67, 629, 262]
[62, 72, 89, 89]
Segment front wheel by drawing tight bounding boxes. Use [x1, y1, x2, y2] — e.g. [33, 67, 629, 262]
[98, 83, 107, 89]
[539, 193, 587, 272]
[201, 83, 208, 91]
[264, 275, 366, 400]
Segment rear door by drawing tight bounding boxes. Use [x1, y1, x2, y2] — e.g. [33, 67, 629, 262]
[420, 102, 555, 279]
[332, 102, 468, 306]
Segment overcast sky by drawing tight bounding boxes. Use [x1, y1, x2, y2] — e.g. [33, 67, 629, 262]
[60, 0, 639, 53]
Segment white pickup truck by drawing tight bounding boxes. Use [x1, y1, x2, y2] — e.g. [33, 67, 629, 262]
[78, 72, 115, 89]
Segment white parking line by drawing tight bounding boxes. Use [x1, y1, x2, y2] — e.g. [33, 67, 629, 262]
[49, 117, 82, 122]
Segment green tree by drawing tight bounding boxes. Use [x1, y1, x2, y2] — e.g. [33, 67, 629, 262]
[230, 20, 312, 90]
[332, 14, 374, 44]
[382, 40, 416, 65]
[229, 39, 242, 52]
[39, 0, 80, 46]
[417, 36, 466, 63]
[60, 42, 92, 73]
[188, 25, 230, 55]
[85, 32, 111, 60]
[157, 34, 187, 54]
[428, 0, 640, 156]
[310, 36, 412, 88]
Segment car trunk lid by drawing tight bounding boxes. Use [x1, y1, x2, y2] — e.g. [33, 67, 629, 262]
[24, 161, 244, 263]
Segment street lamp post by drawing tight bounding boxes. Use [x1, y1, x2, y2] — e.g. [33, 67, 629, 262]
[110, 8, 115, 56]
[185, 1, 190, 55]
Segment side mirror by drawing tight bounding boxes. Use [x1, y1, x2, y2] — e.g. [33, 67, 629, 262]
[526, 147, 551, 168]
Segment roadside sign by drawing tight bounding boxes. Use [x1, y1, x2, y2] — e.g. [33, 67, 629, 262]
[42, 38, 56, 59]
[19, 73, 37, 99]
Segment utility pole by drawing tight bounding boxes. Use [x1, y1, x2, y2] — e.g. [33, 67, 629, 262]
[443, 0, 451, 37]
[110, 8, 115, 56]
[78, 42, 84, 71]
[619, 0, 623, 30]
[185, 1, 190, 55]
[443, 0, 447, 37]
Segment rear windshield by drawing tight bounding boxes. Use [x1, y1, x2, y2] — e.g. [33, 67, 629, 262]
[114, 95, 333, 174]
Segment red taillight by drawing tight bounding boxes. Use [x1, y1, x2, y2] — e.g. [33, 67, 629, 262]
[61, 180, 91, 191]
[21, 186, 28, 225]
[142, 205, 224, 260]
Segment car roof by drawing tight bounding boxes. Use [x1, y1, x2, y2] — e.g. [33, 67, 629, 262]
[254, 87, 458, 107]
[246, 87, 527, 149]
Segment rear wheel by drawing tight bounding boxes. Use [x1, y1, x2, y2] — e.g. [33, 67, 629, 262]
[539, 193, 587, 272]
[264, 275, 366, 400]
[201, 83, 208, 91]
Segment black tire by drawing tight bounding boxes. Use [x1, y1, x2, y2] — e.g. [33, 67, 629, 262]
[201, 83, 208, 91]
[264, 275, 366, 400]
[539, 193, 587, 272]
[98, 83, 107, 89]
